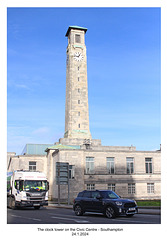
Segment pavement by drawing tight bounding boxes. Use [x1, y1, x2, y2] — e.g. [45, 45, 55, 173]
[48, 202, 161, 215]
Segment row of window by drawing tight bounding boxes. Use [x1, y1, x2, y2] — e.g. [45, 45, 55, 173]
[29, 157, 153, 177]
[86, 157, 153, 174]
[77, 65, 81, 128]
[29, 162, 75, 179]
[30, 161, 155, 195]
[86, 183, 155, 194]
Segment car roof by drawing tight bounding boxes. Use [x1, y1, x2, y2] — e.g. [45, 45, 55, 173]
[80, 190, 111, 193]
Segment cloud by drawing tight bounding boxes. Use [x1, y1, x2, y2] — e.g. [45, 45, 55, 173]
[7, 126, 52, 155]
[7, 74, 32, 91]
[32, 127, 50, 135]
[7, 48, 18, 56]
[15, 84, 31, 90]
[8, 23, 22, 40]
[7, 126, 33, 155]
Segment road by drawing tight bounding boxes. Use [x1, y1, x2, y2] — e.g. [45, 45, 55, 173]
[7, 207, 161, 224]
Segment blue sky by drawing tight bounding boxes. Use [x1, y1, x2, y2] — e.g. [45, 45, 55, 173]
[7, 7, 161, 154]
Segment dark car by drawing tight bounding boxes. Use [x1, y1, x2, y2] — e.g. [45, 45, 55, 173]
[73, 190, 138, 218]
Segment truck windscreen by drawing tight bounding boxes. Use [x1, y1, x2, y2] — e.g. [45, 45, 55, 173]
[23, 180, 48, 192]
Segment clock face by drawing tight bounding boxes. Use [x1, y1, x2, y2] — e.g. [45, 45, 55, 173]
[74, 52, 83, 62]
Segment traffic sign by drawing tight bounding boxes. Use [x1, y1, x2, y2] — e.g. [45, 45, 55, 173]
[56, 162, 69, 185]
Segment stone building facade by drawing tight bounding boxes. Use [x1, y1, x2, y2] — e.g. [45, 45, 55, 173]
[7, 26, 161, 202]
[8, 140, 161, 202]
[45, 139, 160, 202]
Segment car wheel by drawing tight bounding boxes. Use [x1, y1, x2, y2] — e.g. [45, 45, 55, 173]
[74, 205, 83, 216]
[105, 206, 115, 219]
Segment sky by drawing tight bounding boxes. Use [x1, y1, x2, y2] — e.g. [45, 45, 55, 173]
[7, 7, 161, 154]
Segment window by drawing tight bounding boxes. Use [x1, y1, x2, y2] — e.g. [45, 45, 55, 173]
[78, 192, 83, 197]
[126, 157, 134, 174]
[86, 157, 94, 174]
[78, 77, 80, 81]
[75, 34, 81, 43]
[78, 100, 80, 104]
[145, 158, 152, 173]
[14, 180, 19, 190]
[29, 161, 36, 171]
[86, 184, 95, 190]
[83, 191, 91, 198]
[78, 112, 80, 116]
[128, 183, 135, 194]
[106, 157, 114, 174]
[147, 183, 154, 194]
[108, 184, 115, 192]
[85, 144, 91, 150]
[78, 124, 80, 128]
[69, 165, 75, 179]
[24, 180, 48, 192]
[78, 88, 80, 93]
[91, 191, 101, 199]
[14, 180, 23, 191]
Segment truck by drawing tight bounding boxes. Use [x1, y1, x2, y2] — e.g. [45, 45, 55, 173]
[7, 170, 49, 209]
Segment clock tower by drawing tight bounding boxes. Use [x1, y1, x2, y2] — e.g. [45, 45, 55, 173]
[64, 26, 92, 139]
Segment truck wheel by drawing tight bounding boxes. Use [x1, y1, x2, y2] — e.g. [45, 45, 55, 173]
[105, 206, 115, 219]
[10, 197, 16, 210]
[74, 205, 83, 216]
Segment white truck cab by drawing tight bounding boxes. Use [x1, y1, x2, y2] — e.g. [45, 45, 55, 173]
[7, 170, 49, 209]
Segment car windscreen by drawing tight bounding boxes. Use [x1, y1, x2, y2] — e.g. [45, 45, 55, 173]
[101, 191, 120, 199]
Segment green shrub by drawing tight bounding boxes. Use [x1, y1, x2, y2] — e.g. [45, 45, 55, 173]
[136, 200, 161, 207]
